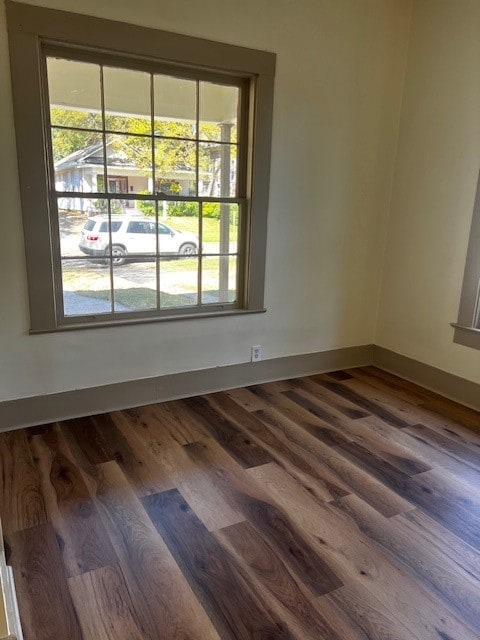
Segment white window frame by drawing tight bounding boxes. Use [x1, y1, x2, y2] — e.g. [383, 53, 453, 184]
[6, 1, 275, 332]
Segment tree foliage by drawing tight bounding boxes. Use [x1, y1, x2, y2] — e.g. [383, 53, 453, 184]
[51, 108, 227, 181]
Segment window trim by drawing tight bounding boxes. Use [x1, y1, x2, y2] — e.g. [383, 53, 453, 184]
[452, 170, 480, 350]
[6, 1, 275, 332]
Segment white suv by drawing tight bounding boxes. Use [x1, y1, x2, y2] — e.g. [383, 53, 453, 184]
[79, 215, 198, 265]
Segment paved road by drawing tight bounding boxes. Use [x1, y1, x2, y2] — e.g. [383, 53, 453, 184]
[63, 291, 130, 315]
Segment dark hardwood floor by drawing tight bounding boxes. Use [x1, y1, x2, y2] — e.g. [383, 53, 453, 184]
[1, 366, 479, 640]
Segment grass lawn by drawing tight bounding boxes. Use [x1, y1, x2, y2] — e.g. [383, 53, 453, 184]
[63, 256, 237, 310]
[166, 216, 238, 243]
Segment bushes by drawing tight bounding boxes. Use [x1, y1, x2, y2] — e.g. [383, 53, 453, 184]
[137, 198, 155, 216]
[136, 195, 236, 223]
[93, 199, 124, 215]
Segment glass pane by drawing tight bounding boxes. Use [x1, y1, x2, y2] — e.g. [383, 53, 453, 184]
[201, 203, 239, 254]
[47, 58, 102, 130]
[52, 129, 104, 192]
[154, 139, 196, 196]
[159, 201, 199, 255]
[202, 255, 237, 304]
[104, 67, 151, 134]
[105, 134, 153, 195]
[62, 259, 112, 316]
[198, 143, 237, 197]
[60, 197, 111, 258]
[160, 257, 198, 308]
[154, 75, 196, 139]
[113, 262, 157, 312]
[199, 82, 238, 142]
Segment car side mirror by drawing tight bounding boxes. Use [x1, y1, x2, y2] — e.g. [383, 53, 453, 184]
[170, 231, 175, 237]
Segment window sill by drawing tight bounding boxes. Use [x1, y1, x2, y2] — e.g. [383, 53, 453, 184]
[30, 307, 267, 334]
[451, 323, 480, 350]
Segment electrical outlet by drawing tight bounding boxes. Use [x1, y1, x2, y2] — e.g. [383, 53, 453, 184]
[251, 345, 262, 362]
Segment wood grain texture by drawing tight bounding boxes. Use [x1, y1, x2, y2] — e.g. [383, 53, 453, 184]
[143, 489, 295, 640]
[182, 439, 343, 597]
[247, 463, 479, 640]
[30, 425, 118, 577]
[229, 385, 413, 516]
[199, 391, 350, 502]
[0, 429, 46, 536]
[10, 523, 82, 640]
[217, 520, 343, 640]
[181, 395, 274, 468]
[330, 494, 480, 631]
[68, 565, 146, 640]
[94, 460, 222, 640]
[1, 367, 479, 640]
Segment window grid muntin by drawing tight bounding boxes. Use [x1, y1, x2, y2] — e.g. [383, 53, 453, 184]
[49, 123, 241, 148]
[53, 194, 242, 320]
[47, 60, 241, 202]
[45, 49, 245, 324]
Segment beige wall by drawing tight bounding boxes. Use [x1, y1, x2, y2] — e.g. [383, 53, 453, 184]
[376, 0, 480, 383]
[0, 0, 411, 402]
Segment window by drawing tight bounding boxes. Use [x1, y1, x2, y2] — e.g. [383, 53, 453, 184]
[6, 1, 275, 331]
[453, 170, 480, 350]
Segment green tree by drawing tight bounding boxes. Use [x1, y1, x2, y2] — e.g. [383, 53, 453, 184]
[51, 109, 235, 201]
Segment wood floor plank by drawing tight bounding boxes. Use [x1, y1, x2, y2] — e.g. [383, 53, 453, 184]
[143, 489, 296, 640]
[122, 401, 208, 446]
[330, 494, 480, 632]
[31, 426, 118, 577]
[148, 400, 210, 444]
[108, 409, 177, 496]
[2, 367, 478, 640]
[362, 464, 480, 552]
[282, 386, 368, 425]
[291, 375, 372, 419]
[345, 366, 429, 405]
[280, 382, 432, 477]
[61, 416, 113, 465]
[183, 440, 343, 597]
[405, 423, 480, 470]
[325, 584, 420, 640]
[181, 395, 274, 468]
[68, 565, 146, 640]
[332, 439, 414, 487]
[396, 509, 480, 580]
[340, 377, 480, 443]
[324, 369, 354, 381]
[333, 420, 432, 478]
[355, 415, 480, 489]
[83, 412, 173, 496]
[258, 392, 421, 490]
[248, 462, 479, 640]
[420, 397, 480, 432]
[217, 520, 343, 640]
[0, 429, 46, 536]
[94, 461, 222, 640]
[118, 404, 244, 531]
[309, 375, 412, 428]
[203, 391, 350, 502]
[10, 522, 83, 640]
[232, 387, 413, 516]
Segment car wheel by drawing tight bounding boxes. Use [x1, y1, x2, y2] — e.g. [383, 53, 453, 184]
[178, 242, 197, 256]
[111, 245, 127, 265]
